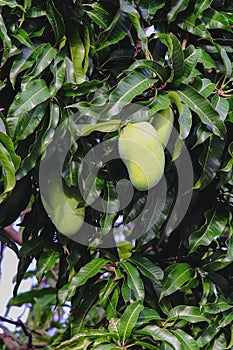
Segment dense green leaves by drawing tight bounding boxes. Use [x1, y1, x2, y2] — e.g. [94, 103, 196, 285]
[0, 0, 232, 349]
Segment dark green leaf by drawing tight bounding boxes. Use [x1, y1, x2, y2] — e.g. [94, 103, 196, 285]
[47, 0, 65, 43]
[58, 258, 108, 303]
[160, 263, 194, 299]
[137, 325, 182, 350]
[118, 301, 144, 343]
[120, 261, 145, 301]
[36, 248, 60, 282]
[167, 0, 190, 23]
[177, 85, 226, 137]
[109, 71, 155, 115]
[194, 136, 226, 189]
[189, 204, 228, 253]
[130, 256, 164, 282]
[168, 305, 209, 323]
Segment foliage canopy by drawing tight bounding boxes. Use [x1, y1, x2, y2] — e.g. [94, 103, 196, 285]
[0, 0, 233, 349]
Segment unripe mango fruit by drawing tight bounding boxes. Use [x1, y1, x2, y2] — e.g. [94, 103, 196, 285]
[152, 107, 174, 148]
[42, 178, 85, 236]
[118, 122, 165, 191]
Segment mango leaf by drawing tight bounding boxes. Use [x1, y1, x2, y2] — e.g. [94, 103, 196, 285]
[170, 33, 184, 79]
[174, 46, 201, 86]
[130, 256, 164, 282]
[100, 277, 118, 320]
[196, 325, 219, 348]
[203, 8, 232, 32]
[85, 2, 114, 29]
[199, 50, 216, 69]
[216, 44, 232, 78]
[194, 0, 213, 18]
[211, 94, 229, 121]
[12, 28, 34, 49]
[172, 329, 200, 350]
[189, 204, 228, 253]
[160, 263, 194, 299]
[138, 308, 162, 323]
[198, 78, 216, 98]
[177, 85, 226, 137]
[76, 120, 121, 137]
[120, 0, 147, 51]
[137, 325, 182, 350]
[10, 44, 45, 88]
[179, 104, 192, 139]
[14, 102, 47, 141]
[16, 102, 59, 179]
[118, 301, 144, 344]
[68, 22, 88, 83]
[0, 13, 11, 64]
[0, 132, 21, 168]
[46, 0, 65, 43]
[8, 287, 56, 307]
[0, 144, 17, 202]
[0, 0, 18, 7]
[133, 341, 159, 350]
[28, 43, 57, 79]
[194, 136, 226, 189]
[58, 258, 108, 303]
[125, 59, 170, 82]
[178, 14, 212, 39]
[109, 71, 155, 115]
[168, 305, 209, 323]
[36, 248, 60, 282]
[96, 10, 131, 51]
[8, 79, 50, 132]
[167, 0, 190, 23]
[120, 261, 145, 301]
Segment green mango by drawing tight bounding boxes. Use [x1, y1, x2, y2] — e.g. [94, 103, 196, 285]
[42, 178, 85, 236]
[118, 122, 165, 191]
[152, 107, 174, 148]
